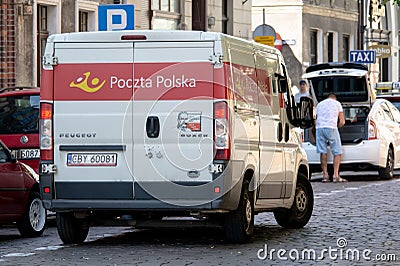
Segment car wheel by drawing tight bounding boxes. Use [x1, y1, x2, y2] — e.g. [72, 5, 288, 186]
[56, 212, 89, 244]
[379, 147, 394, 180]
[274, 173, 314, 229]
[223, 179, 254, 243]
[17, 192, 46, 237]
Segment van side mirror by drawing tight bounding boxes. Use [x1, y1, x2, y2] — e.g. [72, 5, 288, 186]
[275, 73, 288, 93]
[279, 79, 288, 93]
[298, 97, 314, 129]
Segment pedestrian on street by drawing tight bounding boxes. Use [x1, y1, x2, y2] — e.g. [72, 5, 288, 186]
[294, 79, 310, 104]
[316, 92, 347, 183]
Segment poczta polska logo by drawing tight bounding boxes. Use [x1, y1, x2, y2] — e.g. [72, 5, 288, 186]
[70, 72, 106, 93]
[70, 72, 197, 92]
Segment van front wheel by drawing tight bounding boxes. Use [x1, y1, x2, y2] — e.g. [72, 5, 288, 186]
[56, 212, 89, 244]
[223, 180, 254, 243]
[274, 173, 314, 229]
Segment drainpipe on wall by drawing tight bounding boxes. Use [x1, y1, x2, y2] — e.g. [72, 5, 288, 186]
[179, 0, 186, 30]
[75, 0, 78, 32]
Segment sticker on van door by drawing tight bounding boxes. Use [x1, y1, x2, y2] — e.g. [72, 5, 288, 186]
[177, 111, 202, 132]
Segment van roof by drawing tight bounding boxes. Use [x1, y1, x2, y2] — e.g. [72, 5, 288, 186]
[46, 30, 280, 54]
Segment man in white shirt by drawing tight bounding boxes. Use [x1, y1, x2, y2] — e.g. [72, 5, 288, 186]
[316, 92, 346, 182]
[294, 80, 310, 104]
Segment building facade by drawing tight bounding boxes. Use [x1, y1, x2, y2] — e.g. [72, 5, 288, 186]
[362, 0, 399, 84]
[252, 0, 400, 86]
[252, 0, 359, 86]
[0, 0, 252, 88]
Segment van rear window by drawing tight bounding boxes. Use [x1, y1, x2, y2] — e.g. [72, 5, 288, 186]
[310, 76, 368, 102]
[0, 95, 39, 134]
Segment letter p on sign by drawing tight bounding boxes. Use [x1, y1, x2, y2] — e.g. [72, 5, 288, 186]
[98, 4, 134, 31]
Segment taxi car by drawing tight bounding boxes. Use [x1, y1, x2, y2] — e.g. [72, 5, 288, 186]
[303, 63, 400, 179]
[375, 81, 400, 111]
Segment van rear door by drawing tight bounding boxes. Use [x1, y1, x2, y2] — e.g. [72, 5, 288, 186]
[52, 39, 215, 202]
[52, 42, 135, 200]
[131, 41, 215, 202]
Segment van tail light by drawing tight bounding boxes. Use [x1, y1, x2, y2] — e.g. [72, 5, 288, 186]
[214, 101, 230, 160]
[368, 120, 377, 140]
[40, 103, 53, 161]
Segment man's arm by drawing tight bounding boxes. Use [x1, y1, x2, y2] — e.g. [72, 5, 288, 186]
[338, 112, 345, 128]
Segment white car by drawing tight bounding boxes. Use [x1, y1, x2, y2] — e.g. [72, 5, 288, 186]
[302, 62, 400, 179]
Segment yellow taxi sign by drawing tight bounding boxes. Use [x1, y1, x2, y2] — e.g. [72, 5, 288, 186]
[254, 36, 275, 46]
[375, 81, 400, 93]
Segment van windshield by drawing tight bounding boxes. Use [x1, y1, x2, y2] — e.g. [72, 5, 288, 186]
[309, 76, 368, 102]
[0, 95, 39, 134]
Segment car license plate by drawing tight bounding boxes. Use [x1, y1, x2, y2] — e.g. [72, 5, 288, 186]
[67, 153, 117, 166]
[12, 149, 40, 159]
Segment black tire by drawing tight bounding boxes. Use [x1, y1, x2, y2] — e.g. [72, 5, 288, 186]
[17, 192, 47, 237]
[379, 147, 394, 180]
[56, 212, 89, 244]
[274, 173, 314, 229]
[223, 179, 254, 243]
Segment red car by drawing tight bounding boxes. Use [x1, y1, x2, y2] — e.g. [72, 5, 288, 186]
[0, 140, 46, 237]
[0, 87, 40, 173]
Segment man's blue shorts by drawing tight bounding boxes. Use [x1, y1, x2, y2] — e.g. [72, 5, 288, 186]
[316, 128, 342, 156]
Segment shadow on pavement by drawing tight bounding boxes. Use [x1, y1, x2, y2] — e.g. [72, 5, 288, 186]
[310, 171, 400, 182]
[81, 216, 300, 247]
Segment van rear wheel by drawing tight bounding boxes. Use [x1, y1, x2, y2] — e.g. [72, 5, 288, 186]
[274, 173, 313, 229]
[56, 212, 89, 244]
[223, 179, 254, 243]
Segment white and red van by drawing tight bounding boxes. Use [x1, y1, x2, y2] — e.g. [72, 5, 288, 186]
[39, 30, 314, 244]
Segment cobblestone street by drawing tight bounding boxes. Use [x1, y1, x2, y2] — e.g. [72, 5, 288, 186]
[1, 174, 399, 266]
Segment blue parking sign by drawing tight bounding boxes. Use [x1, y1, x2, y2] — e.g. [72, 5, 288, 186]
[98, 4, 134, 31]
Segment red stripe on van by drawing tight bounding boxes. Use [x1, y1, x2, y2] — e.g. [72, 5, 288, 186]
[52, 62, 213, 101]
[40, 69, 54, 101]
[54, 63, 133, 101]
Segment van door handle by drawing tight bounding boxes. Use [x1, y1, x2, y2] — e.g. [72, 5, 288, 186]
[278, 122, 283, 142]
[146, 116, 160, 138]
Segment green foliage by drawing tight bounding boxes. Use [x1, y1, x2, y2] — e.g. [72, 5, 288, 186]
[381, 0, 400, 6]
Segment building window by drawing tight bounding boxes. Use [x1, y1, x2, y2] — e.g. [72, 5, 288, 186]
[222, 0, 228, 33]
[343, 35, 350, 61]
[192, 0, 206, 31]
[222, 0, 233, 35]
[152, 0, 180, 29]
[37, 5, 49, 86]
[310, 30, 318, 65]
[381, 58, 389, 81]
[79, 11, 88, 32]
[327, 32, 334, 62]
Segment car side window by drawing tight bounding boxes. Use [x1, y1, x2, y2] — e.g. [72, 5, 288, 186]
[381, 103, 394, 121]
[389, 105, 400, 123]
[0, 145, 9, 163]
